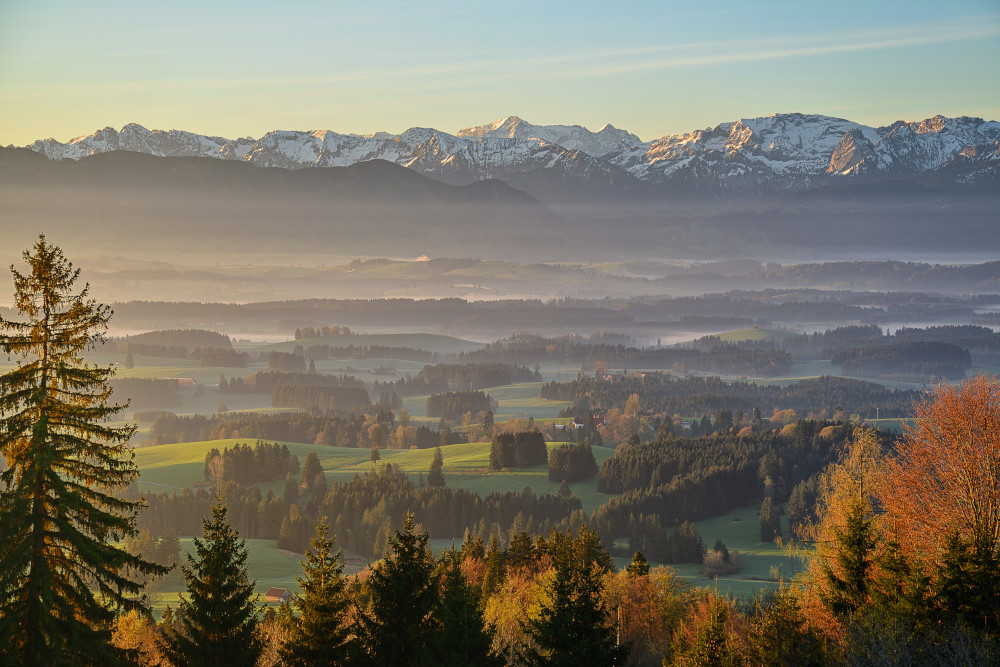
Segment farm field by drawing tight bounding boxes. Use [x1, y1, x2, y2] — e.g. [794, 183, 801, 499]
[134, 438, 616, 514]
[671, 505, 808, 598]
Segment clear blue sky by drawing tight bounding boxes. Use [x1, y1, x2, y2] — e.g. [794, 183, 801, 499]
[1, 0, 998, 145]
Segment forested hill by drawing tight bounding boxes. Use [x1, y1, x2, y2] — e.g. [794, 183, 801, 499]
[542, 374, 921, 419]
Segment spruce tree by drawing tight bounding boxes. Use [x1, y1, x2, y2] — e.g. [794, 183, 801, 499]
[159, 499, 263, 666]
[821, 499, 878, 617]
[355, 512, 438, 667]
[280, 516, 354, 666]
[522, 530, 627, 666]
[427, 446, 446, 487]
[430, 549, 497, 667]
[0, 236, 168, 665]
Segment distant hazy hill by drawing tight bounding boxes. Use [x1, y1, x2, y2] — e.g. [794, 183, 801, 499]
[0, 147, 566, 258]
[6, 109, 1000, 261]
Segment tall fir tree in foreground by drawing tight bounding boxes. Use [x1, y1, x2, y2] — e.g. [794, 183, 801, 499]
[431, 549, 497, 667]
[0, 235, 167, 665]
[159, 499, 263, 667]
[280, 515, 354, 666]
[355, 512, 439, 667]
[522, 530, 628, 667]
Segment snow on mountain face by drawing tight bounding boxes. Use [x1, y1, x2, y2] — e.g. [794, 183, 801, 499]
[610, 113, 882, 183]
[457, 116, 641, 157]
[22, 113, 1000, 197]
[28, 124, 234, 161]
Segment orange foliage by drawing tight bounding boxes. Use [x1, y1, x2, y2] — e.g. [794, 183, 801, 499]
[459, 556, 486, 589]
[877, 374, 1000, 558]
[601, 567, 686, 663]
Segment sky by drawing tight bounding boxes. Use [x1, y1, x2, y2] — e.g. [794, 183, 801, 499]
[1, 0, 998, 145]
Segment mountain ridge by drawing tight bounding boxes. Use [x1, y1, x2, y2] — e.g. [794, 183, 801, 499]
[20, 112, 1000, 204]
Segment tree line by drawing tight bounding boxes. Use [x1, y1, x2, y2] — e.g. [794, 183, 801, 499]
[371, 362, 540, 399]
[202, 441, 300, 486]
[545, 373, 921, 419]
[830, 340, 972, 380]
[134, 463, 586, 560]
[589, 422, 865, 561]
[547, 442, 599, 483]
[489, 432, 548, 471]
[455, 337, 792, 375]
[220, 370, 366, 394]
[149, 409, 446, 450]
[427, 390, 493, 421]
[272, 385, 371, 413]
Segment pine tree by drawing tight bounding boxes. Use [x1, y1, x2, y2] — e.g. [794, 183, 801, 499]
[280, 516, 354, 666]
[159, 499, 263, 666]
[522, 531, 628, 666]
[355, 512, 438, 667]
[0, 236, 168, 665]
[302, 451, 324, 491]
[428, 446, 446, 487]
[759, 497, 781, 543]
[626, 551, 650, 577]
[820, 499, 878, 617]
[430, 549, 497, 667]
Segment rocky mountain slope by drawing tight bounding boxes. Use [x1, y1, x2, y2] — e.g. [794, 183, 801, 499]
[22, 113, 1000, 204]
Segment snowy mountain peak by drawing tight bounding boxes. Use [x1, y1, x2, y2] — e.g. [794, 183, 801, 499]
[20, 112, 999, 198]
[457, 117, 640, 157]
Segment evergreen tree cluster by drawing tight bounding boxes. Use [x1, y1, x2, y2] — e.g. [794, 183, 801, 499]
[268, 349, 307, 372]
[426, 389, 493, 420]
[547, 442, 599, 483]
[233, 370, 367, 394]
[544, 373, 920, 419]
[831, 340, 972, 380]
[202, 440, 300, 485]
[300, 342, 438, 362]
[590, 423, 863, 554]
[489, 431, 548, 471]
[150, 408, 438, 448]
[135, 464, 585, 559]
[624, 515, 706, 564]
[419, 362, 542, 389]
[272, 384, 371, 412]
[455, 336, 792, 375]
[196, 348, 248, 367]
[293, 324, 351, 339]
[373, 374, 449, 397]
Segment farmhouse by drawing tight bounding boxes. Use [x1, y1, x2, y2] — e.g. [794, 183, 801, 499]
[265, 587, 292, 603]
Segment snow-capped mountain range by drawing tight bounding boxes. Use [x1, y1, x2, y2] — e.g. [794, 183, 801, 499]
[23, 113, 1000, 200]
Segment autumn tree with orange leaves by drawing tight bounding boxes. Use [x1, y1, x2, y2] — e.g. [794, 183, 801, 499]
[808, 374, 1000, 654]
[877, 374, 1000, 557]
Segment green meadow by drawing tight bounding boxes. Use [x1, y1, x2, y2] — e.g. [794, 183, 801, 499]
[135, 438, 616, 514]
[135, 436, 801, 606]
[671, 505, 809, 598]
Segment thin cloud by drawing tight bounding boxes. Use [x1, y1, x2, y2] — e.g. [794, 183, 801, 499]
[2, 15, 996, 101]
[572, 17, 1000, 76]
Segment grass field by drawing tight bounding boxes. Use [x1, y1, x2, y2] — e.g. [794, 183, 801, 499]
[135, 438, 616, 514]
[669, 504, 809, 598]
[136, 438, 809, 609]
[146, 538, 374, 618]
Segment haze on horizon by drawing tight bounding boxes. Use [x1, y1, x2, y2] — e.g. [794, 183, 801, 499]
[2, 0, 999, 146]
